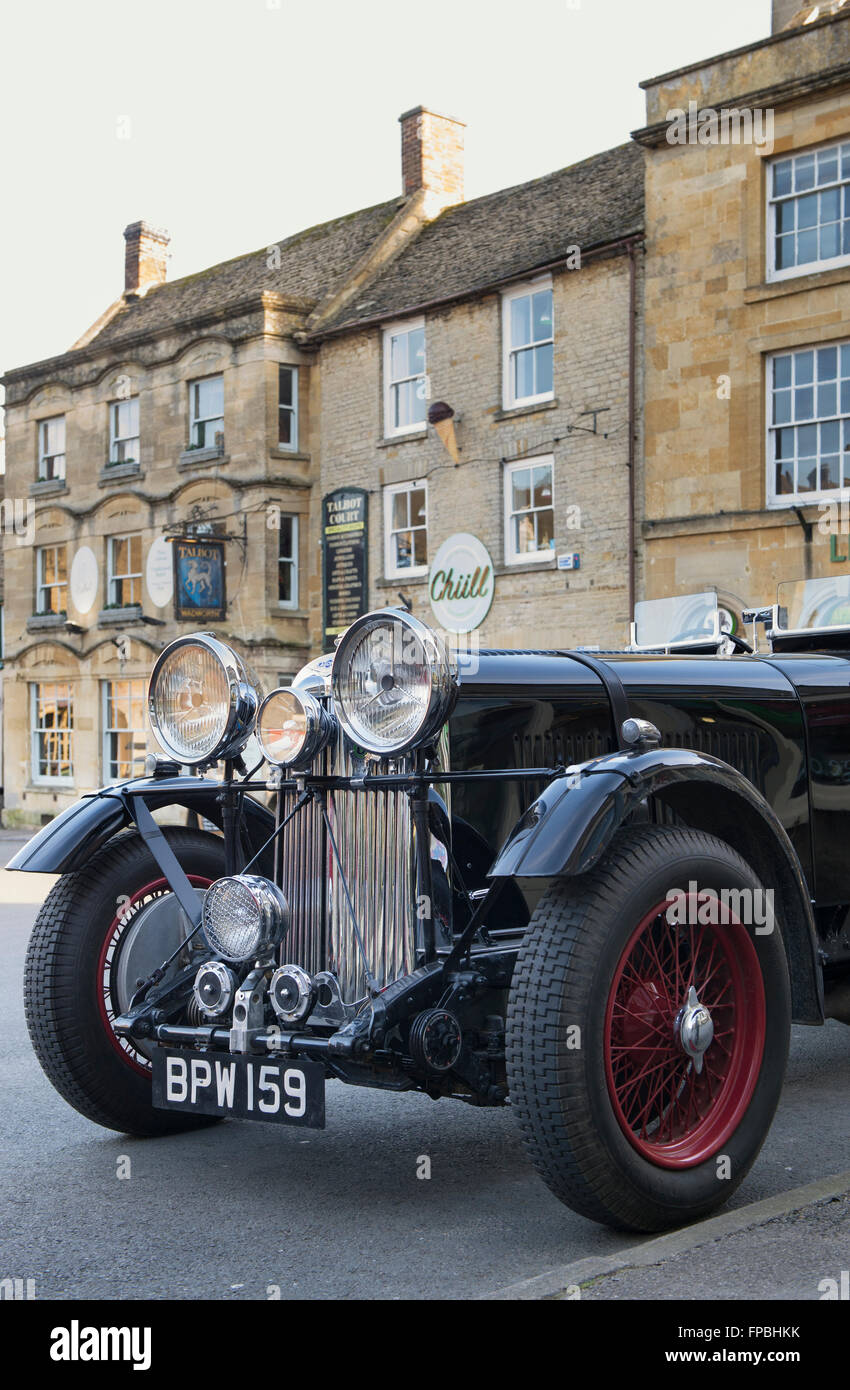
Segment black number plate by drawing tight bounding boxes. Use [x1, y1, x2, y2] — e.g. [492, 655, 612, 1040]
[152, 1048, 325, 1128]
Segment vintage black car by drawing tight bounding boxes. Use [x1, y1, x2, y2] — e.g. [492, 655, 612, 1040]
[16, 581, 850, 1231]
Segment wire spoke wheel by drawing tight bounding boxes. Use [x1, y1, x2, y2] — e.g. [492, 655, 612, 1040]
[24, 827, 225, 1135]
[506, 825, 790, 1232]
[97, 874, 214, 1077]
[604, 896, 766, 1168]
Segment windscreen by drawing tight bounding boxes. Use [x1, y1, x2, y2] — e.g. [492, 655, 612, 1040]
[632, 591, 719, 648]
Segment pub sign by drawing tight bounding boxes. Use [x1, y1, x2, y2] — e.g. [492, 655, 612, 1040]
[322, 488, 368, 645]
[173, 537, 226, 622]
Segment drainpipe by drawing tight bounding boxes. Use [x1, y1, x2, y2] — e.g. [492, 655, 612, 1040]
[627, 240, 638, 616]
[792, 505, 813, 579]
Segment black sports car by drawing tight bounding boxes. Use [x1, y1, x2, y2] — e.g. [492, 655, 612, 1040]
[16, 579, 850, 1231]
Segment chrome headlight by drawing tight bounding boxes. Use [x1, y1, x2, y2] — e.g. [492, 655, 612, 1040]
[201, 874, 290, 963]
[331, 609, 456, 755]
[147, 633, 259, 766]
[255, 687, 336, 769]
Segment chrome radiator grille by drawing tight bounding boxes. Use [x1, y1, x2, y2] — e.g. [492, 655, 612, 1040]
[276, 729, 423, 1003]
[327, 742, 416, 1002]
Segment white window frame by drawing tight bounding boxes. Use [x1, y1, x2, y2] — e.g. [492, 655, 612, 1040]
[383, 318, 428, 438]
[277, 513, 299, 610]
[30, 682, 74, 785]
[766, 338, 850, 507]
[278, 365, 299, 452]
[36, 543, 68, 614]
[102, 679, 147, 783]
[188, 374, 224, 449]
[501, 278, 555, 410]
[767, 138, 850, 283]
[383, 479, 429, 580]
[109, 397, 140, 463]
[108, 533, 143, 607]
[38, 415, 66, 481]
[503, 455, 556, 564]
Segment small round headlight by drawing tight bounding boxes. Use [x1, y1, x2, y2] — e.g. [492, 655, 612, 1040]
[201, 874, 290, 963]
[256, 687, 336, 769]
[148, 633, 258, 766]
[331, 609, 456, 755]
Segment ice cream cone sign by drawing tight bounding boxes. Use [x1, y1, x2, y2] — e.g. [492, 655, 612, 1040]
[428, 400, 460, 464]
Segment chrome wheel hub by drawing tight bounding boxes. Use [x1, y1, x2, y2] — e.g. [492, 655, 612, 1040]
[675, 984, 714, 1074]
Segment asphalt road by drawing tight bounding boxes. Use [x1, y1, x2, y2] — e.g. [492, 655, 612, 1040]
[2, 888, 850, 1301]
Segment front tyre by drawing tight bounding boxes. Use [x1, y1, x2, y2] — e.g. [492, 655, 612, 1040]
[24, 827, 224, 1136]
[506, 825, 790, 1231]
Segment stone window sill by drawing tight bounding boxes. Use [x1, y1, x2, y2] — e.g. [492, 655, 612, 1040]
[98, 605, 144, 627]
[27, 613, 68, 632]
[376, 430, 427, 449]
[30, 478, 68, 497]
[495, 557, 557, 576]
[274, 607, 309, 620]
[99, 462, 143, 486]
[744, 263, 850, 304]
[270, 448, 310, 463]
[178, 448, 229, 471]
[493, 398, 558, 423]
[376, 574, 427, 589]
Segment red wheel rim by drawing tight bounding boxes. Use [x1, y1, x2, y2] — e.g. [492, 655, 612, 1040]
[603, 894, 766, 1169]
[97, 875, 213, 1078]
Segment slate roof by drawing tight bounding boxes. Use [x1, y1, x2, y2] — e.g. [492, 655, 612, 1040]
[85, 198, 402, 349]
[40, 139, 644, 366]
[311, 141, 645, 338]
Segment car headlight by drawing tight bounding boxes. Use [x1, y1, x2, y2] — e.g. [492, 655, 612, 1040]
[331, 609, 456, 755]
[148, 633, 259, 766]
[201, 874, 290, 963]
[255, 687, 336, 769]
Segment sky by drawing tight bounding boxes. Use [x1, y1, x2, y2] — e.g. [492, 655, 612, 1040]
[0, 0, 773, 387]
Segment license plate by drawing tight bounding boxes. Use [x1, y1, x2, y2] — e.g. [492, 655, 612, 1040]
[152, 1048, 325, 1128]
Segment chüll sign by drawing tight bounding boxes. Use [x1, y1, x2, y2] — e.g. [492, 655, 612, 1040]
[428, 533, 494, 633]
[323, 488, 368, 644]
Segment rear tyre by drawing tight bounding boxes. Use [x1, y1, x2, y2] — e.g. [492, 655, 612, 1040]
[506, 825, 790, 1231]
[24, 827, 224, 1136]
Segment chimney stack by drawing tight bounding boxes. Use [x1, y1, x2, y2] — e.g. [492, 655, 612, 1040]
[399, 106, 465, 219]
[771, 0, 803, 28]
[123, 221, 170, 297]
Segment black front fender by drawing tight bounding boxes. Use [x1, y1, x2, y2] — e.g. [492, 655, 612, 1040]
[7, 777, 275, 875]
[489, 747, 823, 1025]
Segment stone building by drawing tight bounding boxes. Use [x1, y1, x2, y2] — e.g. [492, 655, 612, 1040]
[0, 207, 398, 821]
[8, 0, 845, 822]
[636, 1, 850, 630]
[303, 113, 645, 653]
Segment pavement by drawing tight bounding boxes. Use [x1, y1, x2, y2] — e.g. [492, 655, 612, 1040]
[2, 836, 850, 1301]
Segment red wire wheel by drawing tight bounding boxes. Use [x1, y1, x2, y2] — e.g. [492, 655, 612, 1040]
[604, 894, 766, 1169]
[97, 875, 213, 1077]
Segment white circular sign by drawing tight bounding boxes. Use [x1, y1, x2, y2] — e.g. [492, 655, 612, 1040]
[428, 533, 494, 634]
[146, 536, 174, 608]
[69, 546, 98, 615]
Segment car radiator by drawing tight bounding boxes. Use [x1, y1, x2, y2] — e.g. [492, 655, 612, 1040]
[276, 728, 449, 1003]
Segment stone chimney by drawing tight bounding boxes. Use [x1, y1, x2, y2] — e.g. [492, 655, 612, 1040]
[123, 221, 170, 297]
[773, 0, 849, 29]
[772, 0, 803, 28]
[399, 106, 465, 219]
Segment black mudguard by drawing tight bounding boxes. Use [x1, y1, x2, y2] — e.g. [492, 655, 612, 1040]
[7, 776, 275, 876]
[489, 747, 824, 1025]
